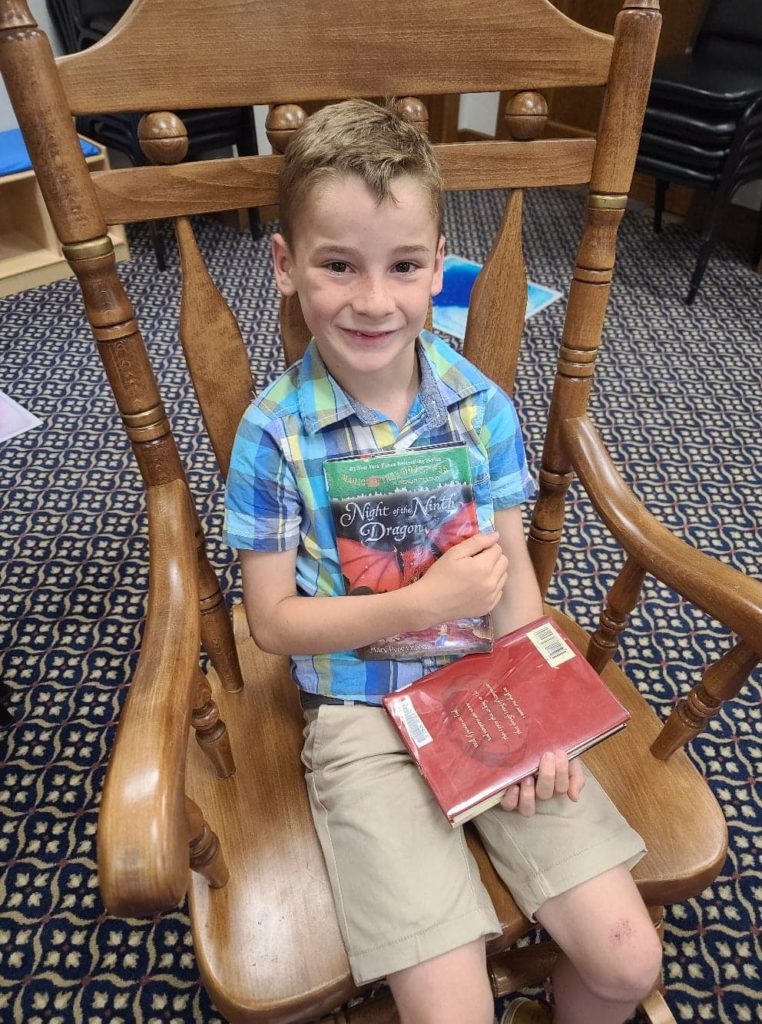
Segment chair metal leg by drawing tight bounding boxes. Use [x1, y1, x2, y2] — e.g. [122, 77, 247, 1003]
[686, 236, 717, 304]
[0, 679, 13, 728]
[149, 219, 167, 272]
[686, 190, 725, 305]
[753, 199, 762, 267]
[654, 179, 668, 234]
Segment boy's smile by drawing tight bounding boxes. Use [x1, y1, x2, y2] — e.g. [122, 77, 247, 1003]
[272, 174, 445, 413]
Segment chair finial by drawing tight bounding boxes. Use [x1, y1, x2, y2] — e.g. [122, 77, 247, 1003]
[138, 112, 189, 165]
[393, 97, 429, 136]
[504, 92, 548, 141]
[266, 104, 307, 154]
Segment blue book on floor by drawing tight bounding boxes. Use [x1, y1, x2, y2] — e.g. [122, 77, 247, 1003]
[432, 255, 561, 340]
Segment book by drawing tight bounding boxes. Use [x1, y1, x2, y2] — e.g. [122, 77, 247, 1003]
[383, 616, 629, 825]
[324, 442, 493, 659]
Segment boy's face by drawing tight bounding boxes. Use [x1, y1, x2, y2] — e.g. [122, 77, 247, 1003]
[272, 173, 444, 397]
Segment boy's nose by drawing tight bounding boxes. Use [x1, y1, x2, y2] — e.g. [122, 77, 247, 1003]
[352, 276, 395, 318]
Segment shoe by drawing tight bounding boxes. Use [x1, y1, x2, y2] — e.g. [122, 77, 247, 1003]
[499, 997, 553, 1024]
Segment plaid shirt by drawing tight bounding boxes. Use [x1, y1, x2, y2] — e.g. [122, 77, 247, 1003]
[225, 330, 535, 703]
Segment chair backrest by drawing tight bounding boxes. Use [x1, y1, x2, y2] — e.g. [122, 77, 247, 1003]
[2, 0, 660, 497]
[1, 0, 676, 916]
[694, 0, 762, 64]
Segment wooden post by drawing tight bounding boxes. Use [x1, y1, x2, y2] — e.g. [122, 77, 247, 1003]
[528, 0, 662, 595]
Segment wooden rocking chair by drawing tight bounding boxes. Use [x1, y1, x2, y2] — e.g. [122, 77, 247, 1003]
[2, 0, 760, 1021]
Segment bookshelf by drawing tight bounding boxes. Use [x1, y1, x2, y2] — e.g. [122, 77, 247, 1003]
[0, 132, 129, 298]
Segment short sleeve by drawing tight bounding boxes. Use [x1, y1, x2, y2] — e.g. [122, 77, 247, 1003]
[481, 385, 536, 509]
[224, 404, 302, 551]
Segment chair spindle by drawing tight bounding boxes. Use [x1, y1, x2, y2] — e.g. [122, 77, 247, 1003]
[487, 942, 561, 998]
[186, 796, 229, 888]
[134, 111, 248, 694]
[192, 673, 236, 778]
[651, 640, 760, 760]
[528, 1, 661, 597]
[587, 555, 648, 672]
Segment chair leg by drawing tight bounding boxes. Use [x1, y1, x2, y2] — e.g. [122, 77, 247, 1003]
[149, 219, 168, 272]
[753, 200, 762, 267]
[686, 237, 716, 304]
[686, 191, 725, 305]
[0, 679, 13, 728]
[653, 179, 668, 234]
[639, 987, 676, 1024]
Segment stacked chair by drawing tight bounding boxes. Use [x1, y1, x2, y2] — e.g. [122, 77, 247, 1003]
[636, 0, 762, 302]
[2, 0, 762, 1021]
[45, 0, 260, 267]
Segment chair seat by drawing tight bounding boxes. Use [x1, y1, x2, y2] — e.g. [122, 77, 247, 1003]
[186, 606, 727, 1022]
[650, 54, 762, 111]
[638, 131, 728, 174]
[642, 105, 737, 147]
[635, 154, 718, 190]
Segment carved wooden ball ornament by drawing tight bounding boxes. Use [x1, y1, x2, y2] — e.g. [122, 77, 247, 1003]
[137, 111, 189, 164]
[266, 104, 308, 154]
[504, 91, 548, 141]
[393, 96, 429, 135]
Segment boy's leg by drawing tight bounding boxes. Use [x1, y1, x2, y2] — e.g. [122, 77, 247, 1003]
[536, 864, 663, 1024]
[473, 767, 656, 1022]
[302, 705, 502, 1004]
[387, 938, 495, 1024]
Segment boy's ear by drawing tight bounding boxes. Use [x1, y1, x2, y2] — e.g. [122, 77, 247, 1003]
[430, 234, 446, 298]
[272, 233, 298, 296]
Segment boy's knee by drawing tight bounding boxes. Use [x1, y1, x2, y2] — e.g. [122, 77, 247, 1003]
[579, 920, 663, 1004]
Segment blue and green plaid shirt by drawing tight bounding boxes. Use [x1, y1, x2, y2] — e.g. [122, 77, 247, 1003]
[225, 330, 535, 703]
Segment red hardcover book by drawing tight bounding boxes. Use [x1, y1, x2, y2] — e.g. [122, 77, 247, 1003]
[383, 616, 629, 826]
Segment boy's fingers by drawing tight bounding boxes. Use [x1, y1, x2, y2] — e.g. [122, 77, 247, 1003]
[500, 784, 520, 811]
[534, 752, 557, 801]
[568, 758, 586, 801]
[552, 749, 570, 795]
[516, 775, 536, 817]
[452, 532, 500, 557]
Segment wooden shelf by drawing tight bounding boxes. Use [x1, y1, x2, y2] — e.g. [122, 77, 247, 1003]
[0, 136, 129, 298]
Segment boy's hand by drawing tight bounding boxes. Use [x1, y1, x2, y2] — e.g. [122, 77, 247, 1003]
[500, 751, 586, 816]
[414, 532, 508, 624]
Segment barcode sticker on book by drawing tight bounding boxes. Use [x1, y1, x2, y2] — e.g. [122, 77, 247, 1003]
[395, 695, 433, 748]
[527, 622, 575, 667]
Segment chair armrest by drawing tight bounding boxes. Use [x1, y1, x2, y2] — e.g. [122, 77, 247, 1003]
[561, 415, 762, 649]
[98, 479, 200, 917]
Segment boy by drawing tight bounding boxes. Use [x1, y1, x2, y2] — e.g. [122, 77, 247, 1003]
[225, 99, 662, 1024]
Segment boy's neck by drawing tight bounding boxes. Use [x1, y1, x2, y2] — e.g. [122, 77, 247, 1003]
[336, 346, 420, 430]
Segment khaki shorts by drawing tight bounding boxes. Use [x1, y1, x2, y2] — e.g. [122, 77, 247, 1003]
[302, 704, 645, 985]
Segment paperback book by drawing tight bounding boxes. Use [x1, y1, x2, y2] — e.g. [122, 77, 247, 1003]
[383, 616, 629, 825]
[324, 442, 493, 659]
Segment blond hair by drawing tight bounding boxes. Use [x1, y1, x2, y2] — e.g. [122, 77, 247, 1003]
[277, 99, 443, 246]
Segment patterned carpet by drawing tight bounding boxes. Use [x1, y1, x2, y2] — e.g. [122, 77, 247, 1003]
[1, 186, 760, 1024]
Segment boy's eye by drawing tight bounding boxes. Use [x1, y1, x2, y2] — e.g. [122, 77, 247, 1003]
[326, 261, 349, 273]
[394, 261, 417, 273]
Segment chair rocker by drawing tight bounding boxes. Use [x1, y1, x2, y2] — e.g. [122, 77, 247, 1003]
[2, 0, 761, 1021]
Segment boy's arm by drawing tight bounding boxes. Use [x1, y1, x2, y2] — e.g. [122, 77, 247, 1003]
[239, 531, 507, 656]
[491, 505, 586, 813]
[490, 505, 544, 638]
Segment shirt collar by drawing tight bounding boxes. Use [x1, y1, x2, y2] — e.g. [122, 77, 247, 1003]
[297, 331, 489, 436]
